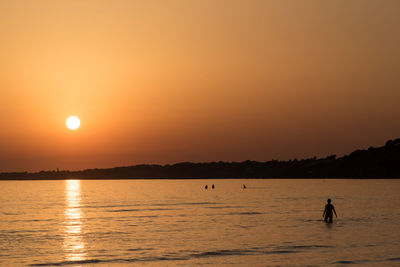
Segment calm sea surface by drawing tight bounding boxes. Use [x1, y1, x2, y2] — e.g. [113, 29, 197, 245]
[1, 179, 399, 266]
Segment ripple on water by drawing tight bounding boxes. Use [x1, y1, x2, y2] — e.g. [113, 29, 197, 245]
[28, 244, 337, 266]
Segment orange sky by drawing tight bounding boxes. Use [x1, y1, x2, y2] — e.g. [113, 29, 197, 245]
[1, 0, 400, 172]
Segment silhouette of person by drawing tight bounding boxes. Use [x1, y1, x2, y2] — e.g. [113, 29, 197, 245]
[323, 198, 337, 223]
[205, 185, 208, 189]
[243, 184, 247, 189]
[211, 184, 215, 189]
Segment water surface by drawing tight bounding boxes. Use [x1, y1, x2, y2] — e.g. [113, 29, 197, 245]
[1, 179, 399, 266]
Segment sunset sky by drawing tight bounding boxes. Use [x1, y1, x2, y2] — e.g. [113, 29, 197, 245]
[1, 0, 400, 172]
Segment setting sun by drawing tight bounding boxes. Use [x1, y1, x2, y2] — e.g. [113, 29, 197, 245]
[66, 116, 80, 130]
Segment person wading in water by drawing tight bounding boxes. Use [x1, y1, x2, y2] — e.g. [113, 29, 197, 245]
[323, 198, 337, 223]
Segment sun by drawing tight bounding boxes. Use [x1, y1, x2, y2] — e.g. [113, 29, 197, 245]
[66, 116, 80, 130]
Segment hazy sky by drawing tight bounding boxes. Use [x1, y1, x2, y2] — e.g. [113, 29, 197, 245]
[1, 0, 400, 171]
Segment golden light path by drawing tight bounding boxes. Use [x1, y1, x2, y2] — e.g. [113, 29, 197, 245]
[64, 180, 86, 262]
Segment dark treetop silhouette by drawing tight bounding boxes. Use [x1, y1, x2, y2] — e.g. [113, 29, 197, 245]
[1, 138, 400, 180]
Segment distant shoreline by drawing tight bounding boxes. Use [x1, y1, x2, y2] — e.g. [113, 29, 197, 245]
[0, 177, 399, 181]
[1, 139, 400, 180]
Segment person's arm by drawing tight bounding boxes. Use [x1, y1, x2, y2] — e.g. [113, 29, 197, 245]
[323, 206, 326, 217]
[333, 206, 337, 217]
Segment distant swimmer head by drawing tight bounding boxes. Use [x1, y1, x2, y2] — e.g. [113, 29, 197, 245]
[327, 198, 331, 203]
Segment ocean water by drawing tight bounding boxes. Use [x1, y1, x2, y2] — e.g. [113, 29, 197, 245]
[0, 179, 399, 266]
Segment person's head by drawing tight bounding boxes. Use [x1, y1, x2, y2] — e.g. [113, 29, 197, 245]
[327, 198, 331, 203]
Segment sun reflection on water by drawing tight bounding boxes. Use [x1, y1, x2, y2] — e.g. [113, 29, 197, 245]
[64, 180, 86, 262]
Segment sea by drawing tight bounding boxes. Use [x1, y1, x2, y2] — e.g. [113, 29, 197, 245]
[0, 179, 399, 266]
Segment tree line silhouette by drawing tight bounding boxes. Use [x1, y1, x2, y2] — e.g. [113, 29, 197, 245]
[1, 138, 400, 179]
